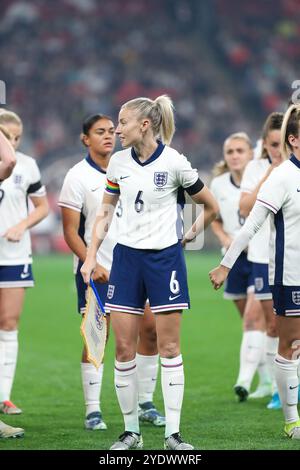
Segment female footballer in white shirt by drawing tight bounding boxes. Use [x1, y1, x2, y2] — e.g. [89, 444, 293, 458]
[210, 104, 300, 439]
[59, 114, 165, 431]
[81, 95, 218, 450]
[0, 125, 24, 439]
[0, 110, 48, 417]
[239, 112, 284, 409]
[210, 132, 269, 402]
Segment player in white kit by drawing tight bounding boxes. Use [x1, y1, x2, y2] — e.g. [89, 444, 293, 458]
[59, 114, 165, 431]
[210, 104, 300, 439]
[0, 110, 48, 417]
[0, 124, 24, 438]
[239, 112, 284, 409]
[210, 132, 269, 402]
[81, 95, 218, 450]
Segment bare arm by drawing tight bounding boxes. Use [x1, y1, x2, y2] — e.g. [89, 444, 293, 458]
[61, 207, 87, 262]
[4, 195, 49, 242]
[211, 219, 232, 249]
[81, 192, 119, 283]
[61, 207, 109, 283]
[182, 186, 218, 246]
[0, 132, 16, 180]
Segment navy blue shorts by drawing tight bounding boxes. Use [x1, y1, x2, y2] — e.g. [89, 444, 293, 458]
[75, 260, 109, 315]
[106, 242, 190, 315]
[224, 252, 254, 300]
[0, 264, 34, 288]
[270, 285, 300, 317]
[252, 262, 272, 300]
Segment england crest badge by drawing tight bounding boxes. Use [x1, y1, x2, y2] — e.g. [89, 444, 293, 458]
[154, 172, 168, 188]
[292, 291, 300, 305]
[255, 277, 264, 292]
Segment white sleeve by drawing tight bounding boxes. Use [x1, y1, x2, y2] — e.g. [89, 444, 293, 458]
[58, 171, 85, 213]
[27, 160, 46, 197]
[176, 154, 199, 189]
[256, 168, 286, 214]
[240, 161, 258, 193]
[221, 202, 270, 268]
[105, 155, 120, 194]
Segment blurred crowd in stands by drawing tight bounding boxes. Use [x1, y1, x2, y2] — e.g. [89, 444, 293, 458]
[0, 0, 299, 252]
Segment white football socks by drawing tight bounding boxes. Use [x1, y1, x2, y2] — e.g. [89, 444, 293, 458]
[136, 353, 159, 405]
[115, 358, 139, 434]
[161, 354, 184, 438]
[0, 330, 18, 402]
[275, 354, 299, 423]
[236, 330, 264, 391]
[266, 336, 279, 394]
[81, 362, 103, 415]
[257, 333, 271, 385]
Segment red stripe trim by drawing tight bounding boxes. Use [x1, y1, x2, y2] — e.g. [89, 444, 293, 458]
[115, 364, 136, 372]
[106, 303, 143, 312]
[257, 199, 278, 213]
[151, 303, 188, 309]
[161, 362, 183, 368]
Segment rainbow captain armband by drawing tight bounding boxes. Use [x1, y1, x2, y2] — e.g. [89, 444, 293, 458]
[105, 178, 120, 195]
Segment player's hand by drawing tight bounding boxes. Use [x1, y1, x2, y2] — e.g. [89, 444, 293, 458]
[209, 265, 230, 290]
[3, 221, 27, 242]
[92, 264, 109, 283]
[81, 256, 96, 284]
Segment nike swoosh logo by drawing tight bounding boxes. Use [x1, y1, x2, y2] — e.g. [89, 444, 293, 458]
[89, 381, 100, 386]
[120, 176, 130, 180]
[169, 383, 184, 387]
[115, 384, 128, 388]
[169, 294, 181, 301]
[91, 187, 102, 192]
[289, 385, 299, 390]
[20, 273, 30, 279]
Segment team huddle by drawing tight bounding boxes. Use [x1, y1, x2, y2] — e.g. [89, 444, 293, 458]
[0, 96, 300, 449]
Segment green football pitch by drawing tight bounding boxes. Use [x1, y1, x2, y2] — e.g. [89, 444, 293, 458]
[1, 253, 299, 450]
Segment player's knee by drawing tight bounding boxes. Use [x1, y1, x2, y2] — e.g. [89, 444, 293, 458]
[158, 341, 179, 358]
[115, 341, 136, 362]
[0, 315, 18, 331]
[266, 325, 278, 337]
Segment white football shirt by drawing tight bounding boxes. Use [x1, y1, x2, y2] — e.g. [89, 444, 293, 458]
[0, 151, 46, 265]
[257, 155, 300, 285]
[105, 142, 202, 250]
[240, 158, 271, 263]
[58, 156, 118, 271]
[210, 172, 245, 244]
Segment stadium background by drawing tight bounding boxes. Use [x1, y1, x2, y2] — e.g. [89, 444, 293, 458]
[1, 0, 300, 450]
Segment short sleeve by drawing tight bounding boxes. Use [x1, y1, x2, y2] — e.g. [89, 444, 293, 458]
[27, 160, 46, 197]
[105, 156, 120, 195]
[176, 154, 203, 194]
[240, 161, 258, 193]
[58, 171, 85, 212]
[257, 168, 286, 214]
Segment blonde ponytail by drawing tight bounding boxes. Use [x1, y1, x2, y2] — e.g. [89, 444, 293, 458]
[122, 94, 175, 145]
[281, 104, 300, 159]
[154, 95, 175, 145]
[212, 160, 229, 177]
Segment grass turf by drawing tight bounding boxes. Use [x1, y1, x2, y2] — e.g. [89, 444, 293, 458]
[1, 252, 299, 450]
